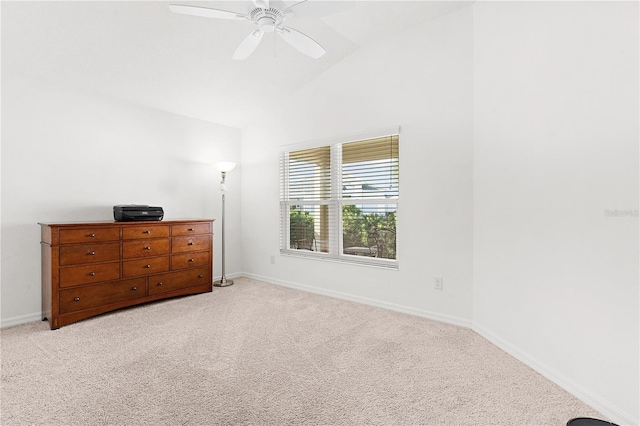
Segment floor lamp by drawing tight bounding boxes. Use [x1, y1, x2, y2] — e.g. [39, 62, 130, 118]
[213, 161, 236, 287]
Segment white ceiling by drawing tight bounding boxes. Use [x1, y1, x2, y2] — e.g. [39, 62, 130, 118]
[2, 1, 471, 129]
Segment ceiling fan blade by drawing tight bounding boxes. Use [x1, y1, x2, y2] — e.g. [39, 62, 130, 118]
[278, 27, 326, 59]
[169, 4, 247, 20]
[251, 0, 270, 8]
[285, 0, 355, 19]
[233, 31, 264, 60]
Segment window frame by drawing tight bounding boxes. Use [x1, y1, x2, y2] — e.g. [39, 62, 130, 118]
[279, 128, 400, 269]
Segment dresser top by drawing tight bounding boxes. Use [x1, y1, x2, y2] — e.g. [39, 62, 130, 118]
[40, 219, 215, 246]
[39, 219, 215, 227]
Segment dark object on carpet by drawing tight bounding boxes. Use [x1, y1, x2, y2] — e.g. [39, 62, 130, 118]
[567, 417, 618, 426]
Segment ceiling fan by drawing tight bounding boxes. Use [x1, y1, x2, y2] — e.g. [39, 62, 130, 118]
[169, 0, 352, 60]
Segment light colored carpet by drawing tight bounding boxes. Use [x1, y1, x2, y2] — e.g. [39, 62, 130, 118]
[1, 277, 604, 425]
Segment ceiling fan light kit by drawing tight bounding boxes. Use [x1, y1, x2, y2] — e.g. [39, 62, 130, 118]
[250, 5, 284, 33]
[169, 0, 353, 60]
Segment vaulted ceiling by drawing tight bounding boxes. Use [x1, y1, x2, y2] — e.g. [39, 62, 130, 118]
[2, 1, 471, 128]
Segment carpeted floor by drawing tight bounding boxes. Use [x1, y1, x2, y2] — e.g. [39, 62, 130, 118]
[1, 277, 604, 425]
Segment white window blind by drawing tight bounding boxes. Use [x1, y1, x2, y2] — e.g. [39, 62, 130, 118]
[280, 133, 399, 268]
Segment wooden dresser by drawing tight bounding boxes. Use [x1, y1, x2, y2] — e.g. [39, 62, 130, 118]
[40, 219, 214, 329]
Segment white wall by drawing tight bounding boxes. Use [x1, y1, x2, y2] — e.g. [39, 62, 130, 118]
[1, 73, 242, 326]
[472, 2, 639, 425]
[241, 7, 474, 326]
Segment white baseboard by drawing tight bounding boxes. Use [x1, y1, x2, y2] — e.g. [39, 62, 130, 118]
[240, 272, 472, 329]
[472, 322, 638, 426]
[1, 312, 43, 329]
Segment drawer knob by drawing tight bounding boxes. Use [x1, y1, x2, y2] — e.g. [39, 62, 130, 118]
[144, 230, 151, 234]
[198, 274, 203, 278]
[132, 287, 138, 291]
[89, 272, 96, 276]
[157, 282, 163, 286]
[88, 251, 95, 255]
[188, 258, 195, 262]
[74, 297, 80, 302]
[144, 246, 151, 251]
[188, 228, 194, 232]
[188, 242, 194, 246]
[88, 233, 95, 238]
[144, 264, 151, 269]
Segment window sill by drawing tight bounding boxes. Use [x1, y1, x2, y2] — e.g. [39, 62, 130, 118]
[280, 249, 399, 270]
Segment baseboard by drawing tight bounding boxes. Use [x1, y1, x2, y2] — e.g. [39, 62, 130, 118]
[240, 272, 472, 329]
[1, 312, 43, 329]
[472, 322, 638, 426]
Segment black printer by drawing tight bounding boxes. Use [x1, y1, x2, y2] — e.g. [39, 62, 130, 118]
[113, 205, 164, 222]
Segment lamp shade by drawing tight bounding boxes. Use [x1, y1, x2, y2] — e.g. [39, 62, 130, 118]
[215, 161, 237, 172]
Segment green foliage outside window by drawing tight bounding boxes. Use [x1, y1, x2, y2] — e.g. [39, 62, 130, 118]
[289, 207, 315, 250]
[342, 205, 396, 259]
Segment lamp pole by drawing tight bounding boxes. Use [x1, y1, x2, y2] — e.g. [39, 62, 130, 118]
[213, 162, 236, 287]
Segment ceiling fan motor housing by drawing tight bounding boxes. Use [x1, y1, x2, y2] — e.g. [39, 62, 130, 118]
[250, 6, 285, 32]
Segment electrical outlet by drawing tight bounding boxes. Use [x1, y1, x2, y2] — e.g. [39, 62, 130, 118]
[434, 277, 443, 290]
[270, 255, 276, 264]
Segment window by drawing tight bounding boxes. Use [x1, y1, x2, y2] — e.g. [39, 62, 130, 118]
[280, 132, 399, 268]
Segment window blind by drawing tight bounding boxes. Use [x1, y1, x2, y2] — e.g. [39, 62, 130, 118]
[341, 135, 399, 200]
[286, 146, 331, 201]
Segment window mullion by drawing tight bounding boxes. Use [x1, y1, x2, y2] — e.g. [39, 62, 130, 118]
[331, 144, 342, 257]
[279, 151, 289, 252]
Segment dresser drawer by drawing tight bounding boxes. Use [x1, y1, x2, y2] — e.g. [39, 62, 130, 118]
[122, 225, 170, 240]
[171, 223, 211, 237]
[123, 238, 170, 259]
[171, 251, 210, 270]
[59, 262, 121, 288]
[171, 235, 211, 253]
[122, 256, 169, 278]
[148, 267, 211, 296]
[59, 227, 120, 244]
[59, 242, 120, 266]
[59, 278, 146, 314]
